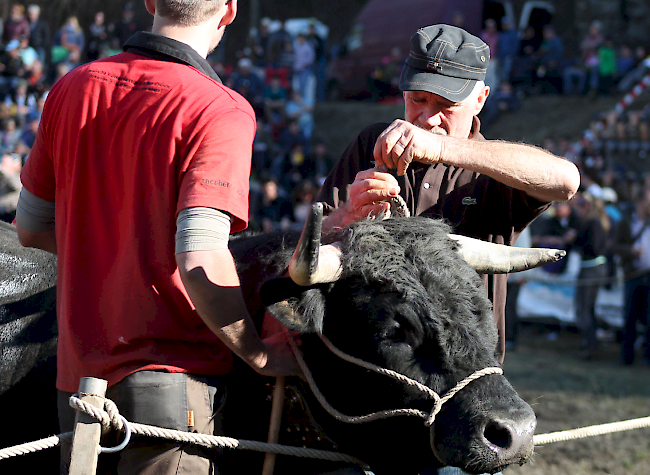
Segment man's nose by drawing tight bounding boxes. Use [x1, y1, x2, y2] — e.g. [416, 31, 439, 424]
[422, 108, 443, 127]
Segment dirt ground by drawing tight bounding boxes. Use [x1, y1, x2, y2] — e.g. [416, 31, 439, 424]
[503, 324, 650, 475]
[313, 93, 650, 475]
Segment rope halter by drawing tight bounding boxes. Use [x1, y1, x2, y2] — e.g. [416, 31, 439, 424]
[286, 330, 503, 427]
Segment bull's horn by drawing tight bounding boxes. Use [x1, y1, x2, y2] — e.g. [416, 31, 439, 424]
[448, 234, 566, 274]
[289, 203, 343, 286]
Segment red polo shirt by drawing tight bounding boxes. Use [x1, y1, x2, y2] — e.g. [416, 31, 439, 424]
[21, 33, 256, 392]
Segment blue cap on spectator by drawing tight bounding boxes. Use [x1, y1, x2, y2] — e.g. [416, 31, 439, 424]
[5, 39, 20, 52]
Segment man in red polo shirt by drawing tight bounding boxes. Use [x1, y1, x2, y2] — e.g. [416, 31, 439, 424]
[15, 1, 300, 473]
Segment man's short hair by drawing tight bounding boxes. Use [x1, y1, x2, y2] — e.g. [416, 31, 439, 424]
[156, 0, 226, 26]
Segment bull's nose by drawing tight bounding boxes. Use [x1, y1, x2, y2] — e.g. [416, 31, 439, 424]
[484, 417, 536, 464]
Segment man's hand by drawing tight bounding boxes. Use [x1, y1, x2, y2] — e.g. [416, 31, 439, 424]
[373, 119, 445, 175]
[250, 331, 304, 378]
[322, 169, 400, 234]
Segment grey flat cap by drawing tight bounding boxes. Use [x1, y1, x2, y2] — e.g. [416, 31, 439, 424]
[399, 24, 490, 102]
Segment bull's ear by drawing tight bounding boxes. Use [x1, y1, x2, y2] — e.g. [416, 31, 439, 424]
[260, 277, 325, 333]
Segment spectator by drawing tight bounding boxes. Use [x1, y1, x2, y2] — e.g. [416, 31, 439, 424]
[6, 78, 37, 127]
[266, 19, 292, 68]
[0, 40, 26, 96]
[275, 119, 309, 159]
[3, 3, 30, 45]
[17, 35, 39, 71]
[292, 33, 316, 103]
[496, 17, 519, 84]
[26, 89, 46, 123]
[52, 16, 85, 69]
[27, 4, 50, 65]
[285, 89, 314, 141]
[86, 11, 113, 61]
[251, 18, 271, 68]
[615, 44, 636, 84]
[254, 177, 294, 232]
[573, 192, 610, 360]
[306, 22, 327, 102]
[530, 201, 580, 275]
[511, 26, 540, 95]
[232, 57, 264, 114]
[505, 226, 533, 350]
[480, 18, 499, 90]
[597, 37, 617, 95]
[535, 24, 563, 94]
[271, 119, 309, 178]
[564, 20, 604, 96]
[311, 141, 334, 180]
[250, 116, 277, 178]
[17, 116, 39, 152]
[367, 46, 403, 101]
[114, 2, 142, 47]
[0, 117, 22, 155]
[291, 179, 317, 230]
[275, 38, 295, 80]
[613, 187, 650, 366]
[479, 80, 520, 129]
[26, 58, 47, 97]
[281, 142, 316, 190]
[262, 74, 288, 127]
[52, 62, 70, 84]
[0, 152, 22, 223]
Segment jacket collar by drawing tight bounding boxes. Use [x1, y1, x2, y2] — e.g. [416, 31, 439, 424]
[123, 31, 221, 83]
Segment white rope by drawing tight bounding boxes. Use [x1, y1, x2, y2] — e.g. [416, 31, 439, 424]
[0, 433, 71, 459]
[288, 331, 503, 427]
[0, 332, 649, 462]
[533, 416, 650, 445]
[0, 395, 366, 465]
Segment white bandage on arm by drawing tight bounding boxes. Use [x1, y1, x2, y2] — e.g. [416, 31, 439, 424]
[175, 207, 232, 254]
[15, 188, 56, 232]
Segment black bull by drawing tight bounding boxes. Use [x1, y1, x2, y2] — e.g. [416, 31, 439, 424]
[0, 210, 547, 474]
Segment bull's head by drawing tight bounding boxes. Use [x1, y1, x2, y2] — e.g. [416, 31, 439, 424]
[261, 204, 549, 474]
[288, 203, 565, 285]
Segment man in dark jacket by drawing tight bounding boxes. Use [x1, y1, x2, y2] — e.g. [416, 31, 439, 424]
[27, 4, 50, 65]
[612, 188, 650, 366]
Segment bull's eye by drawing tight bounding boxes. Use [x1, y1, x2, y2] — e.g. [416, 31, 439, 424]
[383, 323, 408, 344]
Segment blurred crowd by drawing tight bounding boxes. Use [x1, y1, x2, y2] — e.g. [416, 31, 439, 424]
[506, 134, 650, 366]
[0, 5, 335, 233]
[222, 17, 335, 233]
[476, 17, 648, 130]
[0, 2, 144, 221]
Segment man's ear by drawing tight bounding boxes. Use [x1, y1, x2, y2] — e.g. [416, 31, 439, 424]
[145, 0, 156, 16]
[219, 0, 237, 28]
[474, 85, 490, 115]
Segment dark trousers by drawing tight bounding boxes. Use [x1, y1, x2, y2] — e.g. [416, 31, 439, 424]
[505, 281, 522, 344]
[622, 272, 650, 364]
[575, 263, 607, 351]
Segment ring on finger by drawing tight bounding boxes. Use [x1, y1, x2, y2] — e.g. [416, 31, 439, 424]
[395, 141, 407, 151]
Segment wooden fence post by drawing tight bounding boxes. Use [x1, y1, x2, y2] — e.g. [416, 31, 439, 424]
[69, 377, 108, 475]
[261, 376, 286, 475]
